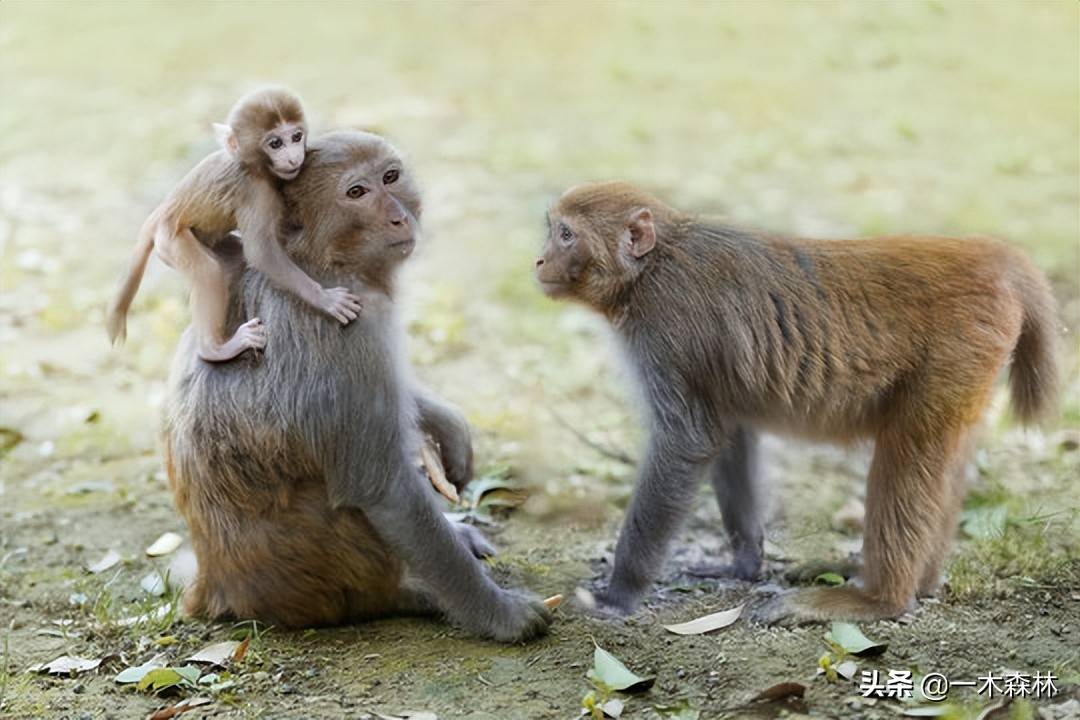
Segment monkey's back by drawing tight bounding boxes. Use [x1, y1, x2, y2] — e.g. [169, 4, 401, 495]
[163, 150, 248, 240]
[634, 227, 1035, 442]
[163, 267, 412, 627]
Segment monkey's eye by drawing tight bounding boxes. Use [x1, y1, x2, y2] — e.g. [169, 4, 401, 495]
[559, 224, 574, 245]
[347, 184, 368, 199]
[268, 137, 284, 150]
[383, 169, 399, 185]
[291, 131, 304, 143]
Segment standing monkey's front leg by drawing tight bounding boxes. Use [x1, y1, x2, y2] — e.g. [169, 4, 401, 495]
[597, 429, 713, 614]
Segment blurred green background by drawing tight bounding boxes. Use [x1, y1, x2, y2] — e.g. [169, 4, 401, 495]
[1, 2, 1077, 718]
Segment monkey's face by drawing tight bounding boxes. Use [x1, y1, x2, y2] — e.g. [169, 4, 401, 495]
[535, 214, 597, 300]
[288, 132, 423, 278]
[537, 197, 657, 308]
[261, 122, 307, 180]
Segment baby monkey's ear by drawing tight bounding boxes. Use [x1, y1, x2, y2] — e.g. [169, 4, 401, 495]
[213, 123, 239, 156]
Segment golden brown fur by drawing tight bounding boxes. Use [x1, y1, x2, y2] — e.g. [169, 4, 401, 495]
[163, 132, 552, 640]
[106, 87, 363, 363]
[538, 181, 1059, 623]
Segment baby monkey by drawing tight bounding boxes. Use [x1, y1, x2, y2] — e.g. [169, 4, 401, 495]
[106, 87, 362, 361]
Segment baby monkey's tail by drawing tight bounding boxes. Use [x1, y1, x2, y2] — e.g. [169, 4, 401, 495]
[105, 213, 157, 345]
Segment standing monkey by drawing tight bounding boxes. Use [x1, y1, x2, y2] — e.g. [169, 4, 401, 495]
[165, 131, 551, 641]
[536, 181, 1058, 624]
[106, 88, 362, 361]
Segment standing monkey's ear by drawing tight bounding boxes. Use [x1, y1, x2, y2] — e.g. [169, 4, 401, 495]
[626, 207, 656, 258]
[213, 123, 239, 156]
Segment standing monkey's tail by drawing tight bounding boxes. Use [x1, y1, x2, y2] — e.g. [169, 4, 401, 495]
[1008, 257, 1060, 425]
[105, 213, 157, 345]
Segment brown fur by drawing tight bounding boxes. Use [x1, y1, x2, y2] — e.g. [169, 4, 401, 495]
[163, 132, 551, 641]
[106, 87, 363, 363]
[538, 181, 1059, 623]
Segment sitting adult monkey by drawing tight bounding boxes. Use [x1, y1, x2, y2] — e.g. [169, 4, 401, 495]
[536, 181, 1058, 625]
[163, 131, 552, 642]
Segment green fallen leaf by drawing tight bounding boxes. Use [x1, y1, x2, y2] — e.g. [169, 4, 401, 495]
[961, 505, 1008, 540]
[814, 572, 845, 586]
[824, 622, 888, 657]
[136, 665, 201, 693]
[137, 668, 182, 692]
[114, 654, 167, 684]
[587, 644, 655, 693]
[653, 699, 700, 719]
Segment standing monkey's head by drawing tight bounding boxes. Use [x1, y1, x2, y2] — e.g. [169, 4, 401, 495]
[284, 131, 422, 285]
[537, 182, 666, 310]
[214, 87, 307, 181]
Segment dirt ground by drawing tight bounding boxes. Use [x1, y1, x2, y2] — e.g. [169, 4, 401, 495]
[1, 3, 1078, 719]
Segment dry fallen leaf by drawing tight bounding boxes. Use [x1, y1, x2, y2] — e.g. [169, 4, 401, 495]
[86, 549, 121, 574]
[29, 655, 103, 676]
[187, 641, 240, 667]
[231, 635, 251, 663]
[751, 681, 806, 702]
[663, 604, 744, 635]
[147, 696, 213, 720]
[420, 437, 458, 503]
[146, 532, 183, 557]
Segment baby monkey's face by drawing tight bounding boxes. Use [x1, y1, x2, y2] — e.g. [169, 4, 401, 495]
[262, 122, 306, 180]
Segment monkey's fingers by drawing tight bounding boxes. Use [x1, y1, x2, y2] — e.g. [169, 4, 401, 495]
[543, 594, 564, 610]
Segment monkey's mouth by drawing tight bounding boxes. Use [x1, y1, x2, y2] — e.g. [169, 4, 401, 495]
[536, 278, 570, 297]
[388, 238, 416, 254]
[276, 167, 302, 180]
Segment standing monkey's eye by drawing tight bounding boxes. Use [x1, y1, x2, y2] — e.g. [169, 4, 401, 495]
[382, 169, 399, 185]
[559, 225, 574, 244]
[291, 131, 304, 143]
[268, 137, 284, 150]
[347, 184, 367, 199]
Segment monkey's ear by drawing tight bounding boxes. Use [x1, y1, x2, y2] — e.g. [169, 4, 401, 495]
[626, 207, 656, 258]
[213, 123, 240, 156]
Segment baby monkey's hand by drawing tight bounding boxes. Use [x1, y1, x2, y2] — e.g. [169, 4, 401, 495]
[318, 287, 363, 324]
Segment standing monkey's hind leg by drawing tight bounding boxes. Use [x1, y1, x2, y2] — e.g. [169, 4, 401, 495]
[752, 417, 964, 625]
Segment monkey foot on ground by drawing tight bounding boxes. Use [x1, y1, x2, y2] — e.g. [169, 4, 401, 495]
[478, 592, 554, 643]
[572, 586, 638, 619]
[747, 587, 914, 627]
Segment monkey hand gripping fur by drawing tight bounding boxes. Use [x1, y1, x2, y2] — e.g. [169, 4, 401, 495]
[163, 131, 551, 642]
[105, 87, 364, 363]
[537, 181, 1059, 625]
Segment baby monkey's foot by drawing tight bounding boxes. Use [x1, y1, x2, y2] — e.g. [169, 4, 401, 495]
[319, 287, 363, 324]
[199, 318, 267, 362]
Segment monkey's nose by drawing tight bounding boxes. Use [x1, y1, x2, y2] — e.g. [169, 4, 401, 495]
[390, 216, 406, 226]
[535, 257, 545, 268]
